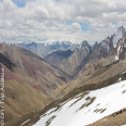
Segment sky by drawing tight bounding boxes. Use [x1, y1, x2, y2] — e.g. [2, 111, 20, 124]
[0, 0, 126, 43]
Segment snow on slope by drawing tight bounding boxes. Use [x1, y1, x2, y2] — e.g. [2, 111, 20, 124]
[33, 80, 126, 126]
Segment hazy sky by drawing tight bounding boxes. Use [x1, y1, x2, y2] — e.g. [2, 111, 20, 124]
[0, 0, 126, 43]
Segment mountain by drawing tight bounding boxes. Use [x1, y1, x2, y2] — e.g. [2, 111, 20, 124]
[18, 41, 76, 58]
[18, 26, 126, 78]
[0, 43, 67, 123]
[79, 26, 126, 76]
[45, 40, 92, 77]
[2, 26, 126, 126]
[12, 61, 126, 126]
[114, 27, 126, 59]
[45, 26, 126, 77]
[91, 36, 114, 59]
[18, 27, 126, 78]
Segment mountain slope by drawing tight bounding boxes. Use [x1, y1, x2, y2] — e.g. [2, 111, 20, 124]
[0, 43, 67, 123]
[9, 60, 126, 126]
[0, 43, 66, 91]
[32, 80, 126, 126]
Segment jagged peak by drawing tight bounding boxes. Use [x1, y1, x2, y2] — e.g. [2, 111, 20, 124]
[93, 41, 99, 49]
[117, 26, 126, 35]
[81, 40, 90, 48]
[113, 26, 126, 48]
[114, 26, 126, 38]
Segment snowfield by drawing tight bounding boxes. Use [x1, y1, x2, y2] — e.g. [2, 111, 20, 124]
[33, 80, 126, 126]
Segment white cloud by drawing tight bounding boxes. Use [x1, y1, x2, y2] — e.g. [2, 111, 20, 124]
[0, 0, 126, 43]
[72, 23, 81, 31]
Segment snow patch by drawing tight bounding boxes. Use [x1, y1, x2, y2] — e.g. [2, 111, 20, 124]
[33, 81, 126, 126]
[21, 119, 30, 126]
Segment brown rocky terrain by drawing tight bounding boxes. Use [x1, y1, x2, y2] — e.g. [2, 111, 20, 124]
[0, 43, 68, 124]
[3, 59, 126, 126]
[89, 109, 126, 126]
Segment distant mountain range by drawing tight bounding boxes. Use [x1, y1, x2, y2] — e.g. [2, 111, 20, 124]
[18, 26, 126, 58]
[18, 41, 77, 58]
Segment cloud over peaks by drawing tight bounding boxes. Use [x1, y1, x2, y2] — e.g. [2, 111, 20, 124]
[0, 0, 126, 43]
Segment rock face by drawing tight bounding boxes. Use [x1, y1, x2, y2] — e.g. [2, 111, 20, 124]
[81, 26, 126, 75]
[91, 36, 114, 59]
[115, 30, 126, 60]
[113, 26, 126, 47]
[0, 43, 67, 123]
